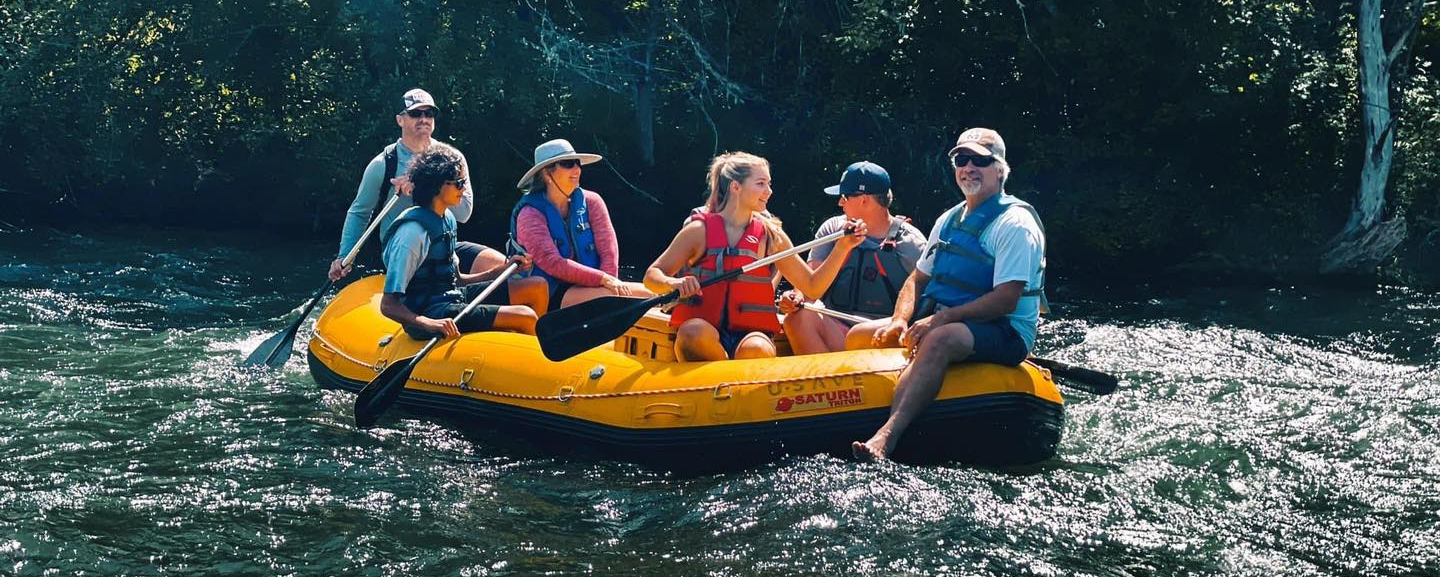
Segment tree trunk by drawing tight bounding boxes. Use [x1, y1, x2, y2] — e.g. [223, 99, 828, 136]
[634, 7, 660, 167]
[1349, 0, 1392, 236]
[1321, 0, 1405, 274]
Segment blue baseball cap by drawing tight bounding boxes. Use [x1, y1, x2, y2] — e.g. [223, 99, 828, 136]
[824, 161, 891, 196]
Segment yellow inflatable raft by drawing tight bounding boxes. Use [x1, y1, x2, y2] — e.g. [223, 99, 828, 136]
[307, 276, 1065, 468]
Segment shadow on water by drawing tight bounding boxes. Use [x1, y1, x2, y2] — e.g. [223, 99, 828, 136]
[2, 226, 1438, 576]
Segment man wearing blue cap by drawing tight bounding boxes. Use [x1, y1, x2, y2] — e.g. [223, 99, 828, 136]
[853, 128, 1049, 462]
[328, 88, 507, 282]
[777, 161, 926, 354]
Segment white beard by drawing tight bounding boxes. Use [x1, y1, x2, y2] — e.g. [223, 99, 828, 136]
[958, 179, 982, 196]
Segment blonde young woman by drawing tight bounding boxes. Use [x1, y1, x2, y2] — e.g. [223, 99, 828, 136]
[644, 152, 868, 361]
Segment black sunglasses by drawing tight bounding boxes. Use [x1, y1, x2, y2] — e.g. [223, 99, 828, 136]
[446, 176, 468, 189]
[951, 154, 997, 168]
[405, 108, 438, 118]
[552, 159, 582, 169]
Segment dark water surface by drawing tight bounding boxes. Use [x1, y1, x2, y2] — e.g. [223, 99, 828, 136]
[2, 227, 1437, 576]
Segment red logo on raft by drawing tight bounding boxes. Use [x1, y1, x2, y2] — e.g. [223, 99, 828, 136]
[773, 388, 864, 413]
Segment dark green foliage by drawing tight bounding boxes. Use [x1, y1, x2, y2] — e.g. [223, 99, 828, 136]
[0, 0, 1436, 284]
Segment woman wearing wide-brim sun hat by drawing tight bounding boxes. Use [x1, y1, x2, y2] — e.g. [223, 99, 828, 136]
[505, 138, 653, 315]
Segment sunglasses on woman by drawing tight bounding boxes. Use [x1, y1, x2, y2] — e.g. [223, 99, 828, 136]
[552, 159, 582, 169]
[951, 154, 997, 168]
[405, 108, 438, 118]
[446, 176, 468, 189]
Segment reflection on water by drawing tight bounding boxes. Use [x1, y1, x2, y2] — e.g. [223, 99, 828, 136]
[2, 227, 1436, 575]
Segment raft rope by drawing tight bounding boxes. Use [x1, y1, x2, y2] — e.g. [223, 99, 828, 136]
[314, 334, 909, 402]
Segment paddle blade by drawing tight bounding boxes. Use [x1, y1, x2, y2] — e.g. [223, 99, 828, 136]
[353, 356, 419, 428]
[1030, 357, 1119, 396]
[242, 322, 299, 368]
[536, 295, 662, 362]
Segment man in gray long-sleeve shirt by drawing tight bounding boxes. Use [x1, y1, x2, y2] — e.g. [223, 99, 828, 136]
[328, 88, 506, 281]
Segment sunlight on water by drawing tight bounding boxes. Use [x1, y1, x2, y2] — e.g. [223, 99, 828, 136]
[1, 228, 1437, 575]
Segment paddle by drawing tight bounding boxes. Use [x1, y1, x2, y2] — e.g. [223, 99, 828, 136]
[353, 262, 520, 428]
[798, 302, 1119, 395]
[242, 193, 404, 369]
[535, 227, 854, 362]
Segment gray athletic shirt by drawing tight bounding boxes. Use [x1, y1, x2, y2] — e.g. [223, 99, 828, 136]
[337, 138, 472, 259]
[807, 215, 926, 268]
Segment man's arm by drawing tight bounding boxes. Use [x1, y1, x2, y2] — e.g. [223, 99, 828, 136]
[869, 269, 929, 346]
[380, 293, 457, 339]
[378, 224, 458, 338]
[890, 269, 929, 324]
[338, 155, 387, 258]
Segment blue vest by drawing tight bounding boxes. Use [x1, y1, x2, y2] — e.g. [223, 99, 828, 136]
[507, 189, 602, 286]
[923, 193, 1047, 310]
[384, 207, 462, 316]
[825, 227, 912, 317]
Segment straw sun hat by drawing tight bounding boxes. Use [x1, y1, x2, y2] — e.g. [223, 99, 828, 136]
[516, 139, 603, 188]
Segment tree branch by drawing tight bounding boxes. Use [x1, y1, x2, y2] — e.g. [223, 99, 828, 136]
[1015, 0, 1060, 77]
[1384, 0, 1425, 66]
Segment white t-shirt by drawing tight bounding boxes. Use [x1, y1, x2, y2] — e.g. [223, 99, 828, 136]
[916, 197, 1045, 351]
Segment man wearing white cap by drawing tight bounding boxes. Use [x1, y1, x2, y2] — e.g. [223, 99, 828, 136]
[853, 128, 1049, 462]
[776, 161, 926, 354]
[327, 88, 506, 282]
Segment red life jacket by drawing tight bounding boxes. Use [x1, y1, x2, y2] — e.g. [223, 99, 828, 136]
[669, 213, 781, 334]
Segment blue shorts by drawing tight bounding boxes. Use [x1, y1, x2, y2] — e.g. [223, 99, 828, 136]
[911, 307, 1028, 366]
[717, 329, 750, 358]
[957, 319, 1028, 366]
[405, 282, 505, 340]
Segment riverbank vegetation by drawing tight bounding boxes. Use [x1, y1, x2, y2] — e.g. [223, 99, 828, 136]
[2, 0, 1437, 286]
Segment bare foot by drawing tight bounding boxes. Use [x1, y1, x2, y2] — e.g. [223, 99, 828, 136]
[851, 439, 887, 462]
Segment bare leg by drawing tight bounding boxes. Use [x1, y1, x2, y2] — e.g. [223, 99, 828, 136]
[733, 332, 777, 359]
[468, 247, 509, 275]
[674, 318, 729, 362]
[560, 281, 655, 307]
[491, 305, 539, 335]
[852, 323, 977, 461]
[845, 318, 898, 350]
[507, 276, 550, 317]
[782, 308, 848, 355]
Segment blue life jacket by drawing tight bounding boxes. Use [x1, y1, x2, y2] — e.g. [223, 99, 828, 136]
[383, 206, 462, 316]
[825, 220, 913, 317]
[506, 189, 602, 286]
[922, 193, 1048, 311]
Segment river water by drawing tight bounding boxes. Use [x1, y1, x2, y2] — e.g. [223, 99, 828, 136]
[2, 226, 1436, 576]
